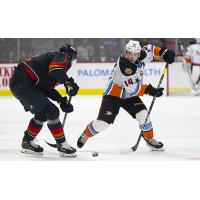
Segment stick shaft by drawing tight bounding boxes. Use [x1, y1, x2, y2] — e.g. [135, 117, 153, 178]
[132, 63, 168, 151]
[62, 96, 72, 126]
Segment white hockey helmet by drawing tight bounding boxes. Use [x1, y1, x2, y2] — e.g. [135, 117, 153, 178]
[126, 40, 141, 53]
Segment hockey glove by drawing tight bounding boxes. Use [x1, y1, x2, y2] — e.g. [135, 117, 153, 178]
[64, 77, 79, 96]
[145, 84, 164, 97]
[58, 97, 74, 113]
[159, 47, 175, 64]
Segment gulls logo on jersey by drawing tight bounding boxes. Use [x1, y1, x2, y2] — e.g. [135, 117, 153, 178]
[124, 67, 133, 75]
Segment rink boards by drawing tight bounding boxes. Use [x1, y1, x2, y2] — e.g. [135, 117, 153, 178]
[0, 62, 191, 96]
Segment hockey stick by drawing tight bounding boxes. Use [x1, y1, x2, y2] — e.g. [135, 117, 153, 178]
[179, 41, 199, 93]
[62, 96, 72, 126]
[131, 63, 168, 152]
[45, 96, 72, 148]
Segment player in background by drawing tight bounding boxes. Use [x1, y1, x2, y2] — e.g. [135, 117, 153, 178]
[77, 40, 175, 151]
[9, 45, 79, 157]
[183, 39, 200, 95]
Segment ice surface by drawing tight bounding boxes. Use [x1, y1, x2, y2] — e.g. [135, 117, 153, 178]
[0, 95, 200, 161]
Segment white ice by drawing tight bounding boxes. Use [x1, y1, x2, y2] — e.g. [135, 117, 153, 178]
[0, 95, 200, 161]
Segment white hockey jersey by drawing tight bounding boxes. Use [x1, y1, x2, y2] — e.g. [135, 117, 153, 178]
[104, 44, 161, 99]
[185, 44, 200, 65]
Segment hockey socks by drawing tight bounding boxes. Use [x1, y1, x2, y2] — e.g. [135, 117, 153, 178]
[143, 129, 154, 140]
[24, 118, 44, 140]
[77, 121, 99, 148]
[77, 120, 110, 148]
[47, 118, 66, 144]
[83, 120, 109, 138]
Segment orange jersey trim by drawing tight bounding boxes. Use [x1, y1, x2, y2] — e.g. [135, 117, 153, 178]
[184, 57, 192, 63]
[49, 61, 65, 70]
[107, 84, 123, 97]
[154, 46, 161, 57]
[136, 84, 148, 96]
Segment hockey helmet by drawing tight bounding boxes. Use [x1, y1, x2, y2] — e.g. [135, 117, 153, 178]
[126, 40, 141, 53]
[59, 44, 78, 61]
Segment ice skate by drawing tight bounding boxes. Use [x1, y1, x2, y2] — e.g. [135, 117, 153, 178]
[57, 141, 77, 157]
[77, 133, 88, 148]
[21, 137, 44, 155]
[143, 137, 164, 151]
[190, 87, 200, 96]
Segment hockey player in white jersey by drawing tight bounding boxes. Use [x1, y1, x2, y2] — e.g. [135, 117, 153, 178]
[183, 39, 200, 95]
[77, 40, 175, 151]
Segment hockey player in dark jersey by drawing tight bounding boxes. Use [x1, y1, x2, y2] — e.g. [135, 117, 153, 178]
[77, 40, 175, 151]
[9, 44, 79, 157]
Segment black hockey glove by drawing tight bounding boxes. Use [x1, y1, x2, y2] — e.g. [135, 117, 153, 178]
[58, 97, 74, 113]
[145, 84, 164, 97]
[159, 47, 175, 64]
[64, 77, 79, 96]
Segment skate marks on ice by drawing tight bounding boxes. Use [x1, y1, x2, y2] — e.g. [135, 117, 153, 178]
[1, 96, 200, 160]
[41, 136, 200, 161]
[1, 138, 200, 161]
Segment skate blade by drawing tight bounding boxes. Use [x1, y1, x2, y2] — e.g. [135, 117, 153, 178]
[21, 148, 44, 156]
[148, 147, 165, 152]
[59, 152, 77, 158]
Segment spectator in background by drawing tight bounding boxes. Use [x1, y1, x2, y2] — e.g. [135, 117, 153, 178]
[103, 38, 121, 61]
[0, 39, 6, 62]
[139, 38, 148, 46]
[77, 39, 89, 61]
[8, 51, 15, 62]
[87, 45, 97, 62]
[147, 38, 165, 47]
[98, 45, 107, 62]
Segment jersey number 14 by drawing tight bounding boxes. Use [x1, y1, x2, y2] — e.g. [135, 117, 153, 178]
[124, 78, 134, 87]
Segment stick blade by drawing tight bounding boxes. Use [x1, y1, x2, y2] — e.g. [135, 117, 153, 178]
[45, 140, 57, 148]
[131, 145, 138, 152]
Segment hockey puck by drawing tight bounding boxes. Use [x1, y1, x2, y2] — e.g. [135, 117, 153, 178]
[92, 152, 98, 157]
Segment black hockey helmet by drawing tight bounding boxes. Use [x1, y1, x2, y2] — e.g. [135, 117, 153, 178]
[59, 44, 78, 61]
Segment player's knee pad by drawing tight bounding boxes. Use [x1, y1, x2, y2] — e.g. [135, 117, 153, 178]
[135, 109, 153, 131]
[136, 109, 149, 124]
[43, 104, 60, 120]
[98, 111, 117, 124]
[34, 113, 47, 123]
[92, 120, 110, 132]
[97, 95, 120, 124]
